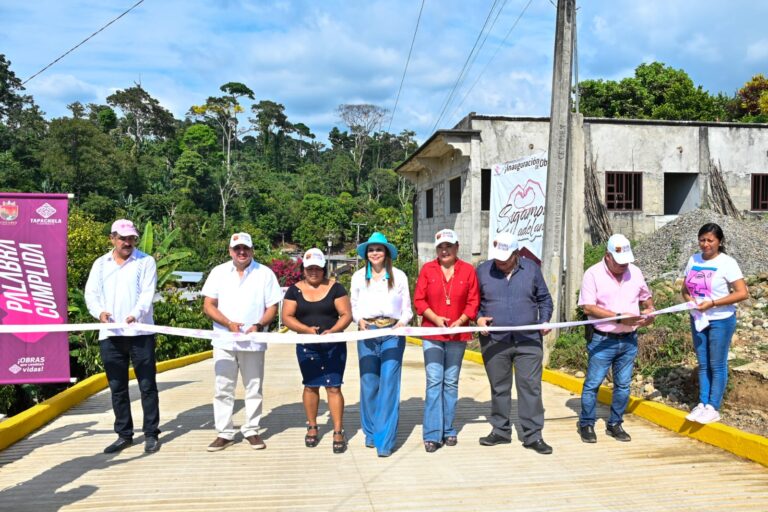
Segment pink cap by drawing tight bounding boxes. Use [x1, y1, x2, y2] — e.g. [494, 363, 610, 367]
[111, 219, 139, 237]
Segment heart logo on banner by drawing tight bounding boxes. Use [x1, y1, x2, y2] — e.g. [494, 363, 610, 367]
[513, 186, 536, 208]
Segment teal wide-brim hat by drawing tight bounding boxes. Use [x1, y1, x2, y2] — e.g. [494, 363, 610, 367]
[357, 232, 398, 260]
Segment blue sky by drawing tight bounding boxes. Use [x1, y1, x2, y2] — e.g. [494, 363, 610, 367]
[1, 0, 766, 145]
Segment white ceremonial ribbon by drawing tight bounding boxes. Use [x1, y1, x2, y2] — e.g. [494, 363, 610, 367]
[0, 302, 697, 345]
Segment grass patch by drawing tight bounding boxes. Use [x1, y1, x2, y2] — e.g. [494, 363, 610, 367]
[549, 328, 587, 370]
[730, 357, 751, 368]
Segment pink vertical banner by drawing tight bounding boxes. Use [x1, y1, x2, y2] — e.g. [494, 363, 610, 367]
[0, 193, 70, 383]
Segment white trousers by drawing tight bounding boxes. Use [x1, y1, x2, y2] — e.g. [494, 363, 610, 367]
[213, 347, 265, 439]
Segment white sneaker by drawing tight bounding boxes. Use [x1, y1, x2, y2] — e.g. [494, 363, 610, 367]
[696, 404, 721, 424]
[686, 403, 706, 422]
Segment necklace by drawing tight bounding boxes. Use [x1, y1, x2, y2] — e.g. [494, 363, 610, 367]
[441, 267, 454, 305]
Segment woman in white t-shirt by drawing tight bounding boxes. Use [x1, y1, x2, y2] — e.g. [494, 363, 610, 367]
[681, 223, 749, 425]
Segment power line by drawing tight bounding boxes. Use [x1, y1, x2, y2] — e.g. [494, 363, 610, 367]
[430, 0, 504, 133]
[22, 0, 145, 85]
[387, 0, 426, 133]
[447, 0, 534, 124]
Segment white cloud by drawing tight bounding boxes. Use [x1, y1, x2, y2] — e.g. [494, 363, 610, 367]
[746, 39, 768, 62]
[3, 0, 768, 143]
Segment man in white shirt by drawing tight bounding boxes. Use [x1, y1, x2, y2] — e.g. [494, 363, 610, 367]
[201, 232, 282, 451]
[85, 219, 160, 454]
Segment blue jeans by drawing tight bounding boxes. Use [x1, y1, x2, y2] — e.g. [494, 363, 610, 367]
[690, 314, 736, 410]
[357, 327, 405, 456]
[422, 339, 466, 443]
[579, 331, 638, 427]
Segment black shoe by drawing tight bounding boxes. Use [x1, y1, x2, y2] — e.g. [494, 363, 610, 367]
[479, 432, 511, 446]
[424, 440, 440, 453]
[578, 423, 597, 443]
[332, 431, 347, 454]
[104, 437, 132, 454]
[443, 436, 458, 447]
[523, 439, 553, 455]
[144, 436, 160, 453]
[606, 423, 631, 442]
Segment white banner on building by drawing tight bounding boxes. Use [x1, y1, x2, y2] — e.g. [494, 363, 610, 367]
[489, 152, 548, 263]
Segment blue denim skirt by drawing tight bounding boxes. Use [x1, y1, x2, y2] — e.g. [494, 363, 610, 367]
[296, 342, 347, 387]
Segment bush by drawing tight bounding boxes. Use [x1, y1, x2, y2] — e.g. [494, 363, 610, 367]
[153, 294, 211, 361]
[270, 257, 303, 287]
[583, 242, 606, 270]
[549, 328, 588, 370]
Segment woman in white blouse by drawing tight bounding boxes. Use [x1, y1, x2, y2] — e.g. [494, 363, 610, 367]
[350, 232, 413, 457]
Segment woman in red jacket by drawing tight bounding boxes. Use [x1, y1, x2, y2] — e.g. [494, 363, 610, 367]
[414, 229, 480, 452]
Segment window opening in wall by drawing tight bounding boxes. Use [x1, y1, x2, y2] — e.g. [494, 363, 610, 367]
[753, 174, 768, 211]
[481, 168, 491, 211]
[663, 173, 699, 215]
[426, 188, 434, 218]
[449, 177, 461, 214]
[605, 171, 642, 211]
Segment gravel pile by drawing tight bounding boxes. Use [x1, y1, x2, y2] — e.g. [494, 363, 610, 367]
[632, 209, 768, 282]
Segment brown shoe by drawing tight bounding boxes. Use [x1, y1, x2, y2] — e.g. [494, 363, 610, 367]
[246, 434, 266, 450]
[207, 437, 234, 452]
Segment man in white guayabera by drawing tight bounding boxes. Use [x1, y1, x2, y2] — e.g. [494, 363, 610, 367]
[85, 219, 160, 454]
[201, 232, 281, 452]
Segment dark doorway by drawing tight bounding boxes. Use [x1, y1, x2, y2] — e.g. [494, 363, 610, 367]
[664, 173, 699, 215]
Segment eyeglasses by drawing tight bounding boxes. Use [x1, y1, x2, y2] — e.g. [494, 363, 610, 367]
[367, 247, 385, 253]
[232, 245, 252, 252]
[117, 236, 138, 243]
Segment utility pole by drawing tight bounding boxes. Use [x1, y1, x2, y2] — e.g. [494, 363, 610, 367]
[351, 222, 367, 268]
[541, 0, 576, 362]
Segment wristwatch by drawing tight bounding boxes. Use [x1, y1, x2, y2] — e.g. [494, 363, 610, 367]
[254, 323, 264, 332]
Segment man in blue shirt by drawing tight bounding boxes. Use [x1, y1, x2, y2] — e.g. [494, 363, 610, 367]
[476, 232, 554, 454]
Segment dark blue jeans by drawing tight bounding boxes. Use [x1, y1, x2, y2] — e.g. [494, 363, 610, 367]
[100, 334, 160, 439]
[579, 331, 638, 427]
[690, 314, 737, 410]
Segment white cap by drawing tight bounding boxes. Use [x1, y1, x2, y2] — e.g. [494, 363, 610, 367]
[302, 248, 326, 268]
[229, 232, 253, 248]
[434, 229, 458, 247]
[111, 219, 139, 237]
[489, 232, 519, 261]
[607, 234, 634, 264]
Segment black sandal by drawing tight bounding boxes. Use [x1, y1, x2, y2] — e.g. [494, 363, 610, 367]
[305, 424, 319, 448]
[332, 430, 347, 454]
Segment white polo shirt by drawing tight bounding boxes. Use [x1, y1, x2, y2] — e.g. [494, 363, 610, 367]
[201, 259, 282, 351]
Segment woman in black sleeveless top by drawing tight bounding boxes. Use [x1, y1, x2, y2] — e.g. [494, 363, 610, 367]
[282, 248, 352, 453]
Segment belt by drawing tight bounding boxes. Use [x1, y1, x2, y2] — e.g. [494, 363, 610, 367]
[593, 328, 634, 338]
[364, 317, 398, 328]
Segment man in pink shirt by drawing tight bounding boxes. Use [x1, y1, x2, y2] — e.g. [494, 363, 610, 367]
[577, 234, 654, 443]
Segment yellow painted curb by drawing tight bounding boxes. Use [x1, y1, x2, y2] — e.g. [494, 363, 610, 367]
[539, 366, 768, 467]
[0, 350, 213, 451]
[407, 337, 768, 467]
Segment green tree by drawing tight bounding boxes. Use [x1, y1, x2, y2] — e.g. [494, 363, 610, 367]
[137, 221, 193, 288]
[578, 62, 728, 121]
[336, 103, 389, 191]
[41, 117, 126, 200]
[188, 82, 255, 228]
[107, 85, 176, 156]
[67, 209, 108, 290]
[0, 54, 47, 187]
[294, 193, 351, 249]
[734, 73, 768, 122]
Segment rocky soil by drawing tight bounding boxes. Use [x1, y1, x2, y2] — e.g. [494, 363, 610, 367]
[633, 208, 768, 282]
